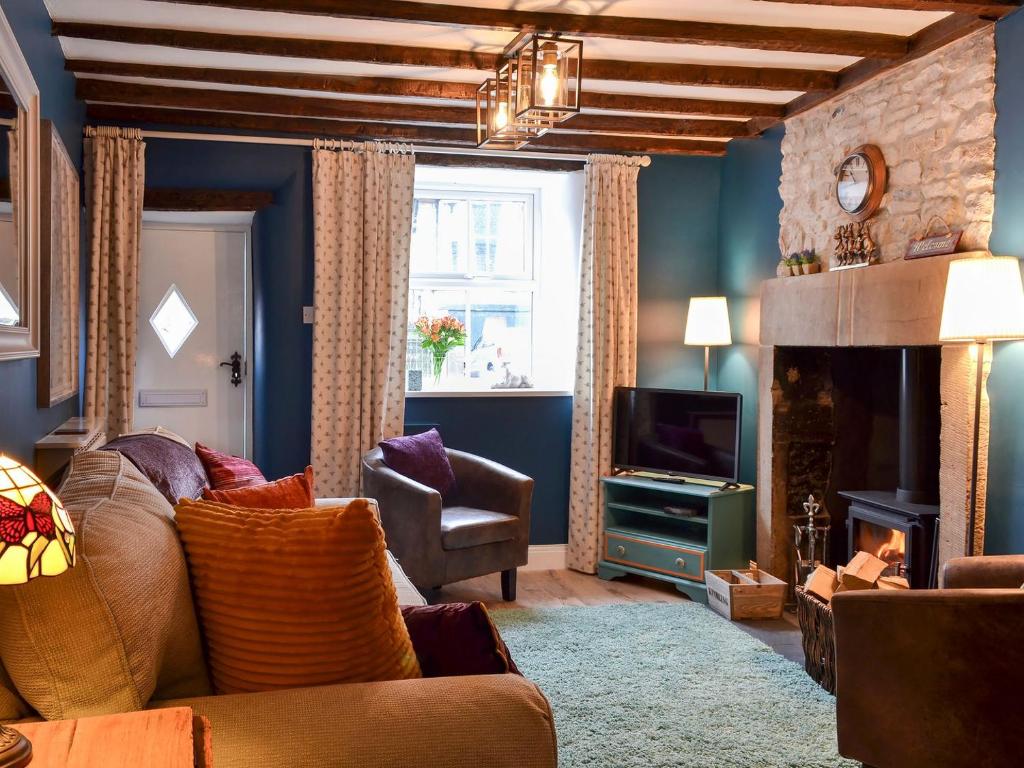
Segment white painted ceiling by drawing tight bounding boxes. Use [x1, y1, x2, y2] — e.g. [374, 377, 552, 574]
[41, 0, 966, 150]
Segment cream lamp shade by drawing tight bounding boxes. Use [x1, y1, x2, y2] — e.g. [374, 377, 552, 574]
[0, 455, 76, 585]
[939, 257, 1024, 342]
[684, 297, 732, 347]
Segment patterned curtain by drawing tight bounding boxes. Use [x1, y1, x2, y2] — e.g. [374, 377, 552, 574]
[310, 141, 415, 497]
[567, 154, 647, 574]
[83, 127, 146, 438]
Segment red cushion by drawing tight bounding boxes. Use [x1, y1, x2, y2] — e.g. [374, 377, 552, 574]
[195, 443, 267, 491]
[202, 467, 315, 509]
[401, 602, 520, 678]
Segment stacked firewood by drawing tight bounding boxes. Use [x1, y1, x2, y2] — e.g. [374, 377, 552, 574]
[804, 550, 909, 604]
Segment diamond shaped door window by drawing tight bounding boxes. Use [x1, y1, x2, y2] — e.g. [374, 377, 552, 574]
[150, 284, 198, 358]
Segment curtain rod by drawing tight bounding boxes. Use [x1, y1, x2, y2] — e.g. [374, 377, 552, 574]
[120, 128, 627, 164]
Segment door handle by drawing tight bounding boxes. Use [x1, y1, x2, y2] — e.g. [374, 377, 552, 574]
[220, 351, 242, 387]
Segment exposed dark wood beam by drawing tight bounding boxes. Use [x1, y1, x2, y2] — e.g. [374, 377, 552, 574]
[159, 0, 910, 59]
[530, 133, 727, 156]
[144, 188, 274, 211]
[785, 14, 992, 119]
[416, 153, 584, 172]
[66, 59, 789, 118]
[53, 23, 838, 92]
[757, 0, 1019, 20]
[87, 103, 478, 144]
[85, 104, 728, 155]
[76, 79, 751, 138]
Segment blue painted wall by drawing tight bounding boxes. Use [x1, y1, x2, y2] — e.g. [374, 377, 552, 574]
[637, 155, 723, 390]
[717, 127, 785, 485]
[0, 0, 85, 464]
[985, 9, 1024, 554]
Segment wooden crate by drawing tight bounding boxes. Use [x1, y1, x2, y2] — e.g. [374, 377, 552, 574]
[705, 568, 787, 620]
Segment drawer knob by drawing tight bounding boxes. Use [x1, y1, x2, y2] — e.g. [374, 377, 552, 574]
[675, 557, 687, 569]
[616, 545, 626, 556]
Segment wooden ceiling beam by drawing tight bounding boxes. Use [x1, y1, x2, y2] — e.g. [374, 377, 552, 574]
[416, 153, 585, 172]
[784, 14, 992, 120]
[529, 133, 727, 156]
[144, 188, 274, 211]
[66, 59, 789, 118]
[75, 79, 753, 138]
[85, 103, 727, 156]
[52, 22, 838, 92]
[158, 0, 910, 59]
[757, 0, 1019, 20]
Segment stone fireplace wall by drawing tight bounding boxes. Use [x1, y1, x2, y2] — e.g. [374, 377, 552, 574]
[779, 28, 997, 266]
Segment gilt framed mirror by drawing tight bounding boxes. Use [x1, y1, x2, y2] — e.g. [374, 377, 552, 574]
[0, 8, 40, 360]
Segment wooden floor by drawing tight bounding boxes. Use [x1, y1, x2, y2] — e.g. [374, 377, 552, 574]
[436, 569, 806, 665]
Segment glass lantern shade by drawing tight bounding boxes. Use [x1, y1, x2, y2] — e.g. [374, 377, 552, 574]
[0, 455, 75, 585]
[476, 68, 547, 150]
[513, 34, 582, 124]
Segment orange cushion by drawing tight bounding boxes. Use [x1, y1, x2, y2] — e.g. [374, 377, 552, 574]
[202, 467, 315, 509]
[173, 498, 421, 694]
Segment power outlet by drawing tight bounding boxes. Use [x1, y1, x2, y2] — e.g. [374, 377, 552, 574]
[303, 306, 314, 325]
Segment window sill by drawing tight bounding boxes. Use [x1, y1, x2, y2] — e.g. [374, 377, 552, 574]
[405, 389, 572, 398]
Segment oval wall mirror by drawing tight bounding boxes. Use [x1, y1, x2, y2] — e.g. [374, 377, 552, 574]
[835, 144, 887, 223]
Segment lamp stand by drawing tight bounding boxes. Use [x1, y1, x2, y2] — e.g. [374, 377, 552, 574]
[703, 346, 710, 391]
[0, 724, 31, 768]
[966, 340, 987, 557]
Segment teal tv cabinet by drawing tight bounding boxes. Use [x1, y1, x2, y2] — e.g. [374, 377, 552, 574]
[596, 475, 756, 603]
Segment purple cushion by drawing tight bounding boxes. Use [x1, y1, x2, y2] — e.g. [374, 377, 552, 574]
[401, 602, 521, 678]
[379, 428, 456, 498]
[101, 434, 210, 504]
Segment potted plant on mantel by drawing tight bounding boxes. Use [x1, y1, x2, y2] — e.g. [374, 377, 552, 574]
[799, 250, 822, 275]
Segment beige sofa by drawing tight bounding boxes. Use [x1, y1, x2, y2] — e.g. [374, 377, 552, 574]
[0, 451, 557, 768]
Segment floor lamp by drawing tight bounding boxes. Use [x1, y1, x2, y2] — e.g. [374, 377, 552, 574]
[938, 257, 1024, 557]
[684, 296, 732, 391]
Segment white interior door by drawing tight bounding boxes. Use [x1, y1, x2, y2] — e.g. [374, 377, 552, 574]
[134, 212, 253, 457]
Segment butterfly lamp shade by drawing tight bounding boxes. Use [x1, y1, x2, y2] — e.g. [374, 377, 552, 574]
[0, 455, 76, 585]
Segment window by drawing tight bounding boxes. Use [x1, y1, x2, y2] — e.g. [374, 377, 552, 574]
[407, 169, 582, 394]
[150, 284, 198, 358]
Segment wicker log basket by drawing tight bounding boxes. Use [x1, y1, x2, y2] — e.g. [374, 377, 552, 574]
[795, 585, 836, 694]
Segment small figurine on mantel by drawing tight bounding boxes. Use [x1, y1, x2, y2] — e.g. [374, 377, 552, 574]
[833, 222, 878, 269]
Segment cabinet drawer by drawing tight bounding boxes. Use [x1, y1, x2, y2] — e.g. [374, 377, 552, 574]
[604, 531, 705, 582]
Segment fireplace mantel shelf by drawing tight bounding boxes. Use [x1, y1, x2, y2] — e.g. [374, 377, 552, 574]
[760, 251, 988, 348]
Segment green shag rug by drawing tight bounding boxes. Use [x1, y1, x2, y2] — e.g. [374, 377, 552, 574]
[492, 603, 857, 768]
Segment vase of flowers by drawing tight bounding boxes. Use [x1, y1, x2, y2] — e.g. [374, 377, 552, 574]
[414, 315, 467, 385]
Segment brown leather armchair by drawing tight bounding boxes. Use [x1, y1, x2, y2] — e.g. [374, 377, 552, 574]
[832, 555, 1024, 768]
[362, 447, 533, 601]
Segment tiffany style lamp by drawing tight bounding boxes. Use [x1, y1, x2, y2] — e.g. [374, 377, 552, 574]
[0, 455, 76, 768]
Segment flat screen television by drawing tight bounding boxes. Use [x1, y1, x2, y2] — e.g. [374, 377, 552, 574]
[612, 387, 742, 483]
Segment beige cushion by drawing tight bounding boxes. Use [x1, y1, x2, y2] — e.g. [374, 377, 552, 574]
[151, 674, 557, 768]
[0, 451, 210, 720]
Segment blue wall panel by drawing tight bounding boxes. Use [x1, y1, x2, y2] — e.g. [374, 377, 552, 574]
[0, 0, 85, 464]
[717, 127, 785, 485]
[985, 10, 1024, 554]
[637, 155, 723, 389]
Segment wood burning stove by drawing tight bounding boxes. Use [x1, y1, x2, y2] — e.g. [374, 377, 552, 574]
[839, 490, 939, 588]
[839, 348, 941, 588]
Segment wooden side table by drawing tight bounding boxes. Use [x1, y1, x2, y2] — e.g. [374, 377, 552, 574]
[12, 707, 211, 767]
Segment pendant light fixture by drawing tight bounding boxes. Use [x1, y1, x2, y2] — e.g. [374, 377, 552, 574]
[476, 31, 583, 150]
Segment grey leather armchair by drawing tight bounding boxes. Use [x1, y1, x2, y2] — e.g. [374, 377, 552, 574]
[362, 447, 533, 601]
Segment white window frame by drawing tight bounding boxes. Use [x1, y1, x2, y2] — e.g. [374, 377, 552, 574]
[408, 183, 565, 396]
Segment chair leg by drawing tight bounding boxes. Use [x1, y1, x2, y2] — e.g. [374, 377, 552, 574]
[501, 568, 517, 601]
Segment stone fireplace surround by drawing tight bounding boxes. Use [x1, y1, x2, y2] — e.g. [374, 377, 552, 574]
[757, 252, 990, 585]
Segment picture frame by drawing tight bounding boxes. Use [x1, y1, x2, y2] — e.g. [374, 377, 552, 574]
[37, 119, 80, 407]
